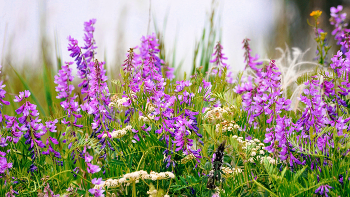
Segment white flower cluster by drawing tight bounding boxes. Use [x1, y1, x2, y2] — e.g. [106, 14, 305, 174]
[146, 102, 156, 113]
[147, 189, 170, 197]
[232, 135, 277, 164]
[181, 154, 196, 164]
[109, 96, 130, 110]
[116, 97, 130, 108]
[204, 107, 228, 121]
[213, 187, 225, 196]
[215, 120, 240, 133]
[144, 171, 175, 181]
[222, 167, 242, 175]
[102, 125, 132, 139]
[94, 170, 175, 189]
[147, 189, 157, 196]
[138, 115, 155, 122]
[260, 156, 277, 165]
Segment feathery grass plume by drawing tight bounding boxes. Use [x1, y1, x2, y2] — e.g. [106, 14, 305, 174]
[262, 45, 321, 110]
[207, 140, 226, 190]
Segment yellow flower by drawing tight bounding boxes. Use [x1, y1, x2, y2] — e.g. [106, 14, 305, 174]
[320, 32, 327, 41]
[310, 10, 322, 18]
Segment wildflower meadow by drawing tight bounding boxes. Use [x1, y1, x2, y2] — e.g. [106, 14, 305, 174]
[2, 3, 350, 197]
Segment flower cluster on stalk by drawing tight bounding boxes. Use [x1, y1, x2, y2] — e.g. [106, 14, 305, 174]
[11, 90, 60, 171]
[330, 5, 350, 51]
[68, 19, 97, 99]
[209, 42, 233, 83]
[242, 38, 263, 76]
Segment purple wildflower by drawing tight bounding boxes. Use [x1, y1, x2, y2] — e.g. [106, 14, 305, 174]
[14, 91, 61, 169]
[87, 162, 101, 174]
[42, 184, 60, 197]
[54, 62, 82, 126]
[68, 19, 97, 99]
[122, 48, 136, 73]
[175, 80, 192, 92]
[235, 60, 287, 124]
[5, 189, 18, 197]
[0, 156, 12, 174]
[315, 184, 333, 197]
[83, 60, 112, 143]
[210, 42, 227, 67]
[330, 5, 350, 49]
[5, 115, 25, 143]
[165, 66, 175, 80]
[13, 90, 30, 103]
[92, 177, 104, 185]
[242, 38, 263, 76]
[0, 65, 10, 123]
[298, 78, 331, 135]
[54, 62, 75, 99]
[339, 174, 344, 186]
[89, 188, 105, 197]
[210, 42, 233, 83]
[54, 61, 83, 153]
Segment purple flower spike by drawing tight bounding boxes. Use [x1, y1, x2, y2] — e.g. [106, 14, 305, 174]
[210, 42, 233, 83]
[54, 62, 75, 99]
[54, 62, 83, 133]
[330, 5, 350, 53]
[242, 38, 263, 76]
[13, 91, 62, 166]
[210, 42, 228, 66]
[68, 19, 97, 100]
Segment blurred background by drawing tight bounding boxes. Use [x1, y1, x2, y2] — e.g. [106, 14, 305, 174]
[1, 0, 349, 73]
[0, 0, 349, 115]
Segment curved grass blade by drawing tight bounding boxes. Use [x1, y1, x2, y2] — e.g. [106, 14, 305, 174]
[10, 65, 47, 116]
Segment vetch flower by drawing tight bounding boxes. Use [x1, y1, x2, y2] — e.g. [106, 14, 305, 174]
[315, 184, 333, 197]
[87, 162, 101, 174]
[330, 5, 350, 49]
[89, 188, 105, 197]
[242, 38, 263, 76]
[68, 19, 97, 99]
[209, 42, 233, 83]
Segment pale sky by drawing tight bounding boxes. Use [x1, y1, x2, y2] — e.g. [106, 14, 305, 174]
[0, 0, 281, 73]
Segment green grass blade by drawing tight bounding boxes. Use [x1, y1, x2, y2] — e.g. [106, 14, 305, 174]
[11, 65, 47, 116]
[43, 61, 55, 116]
